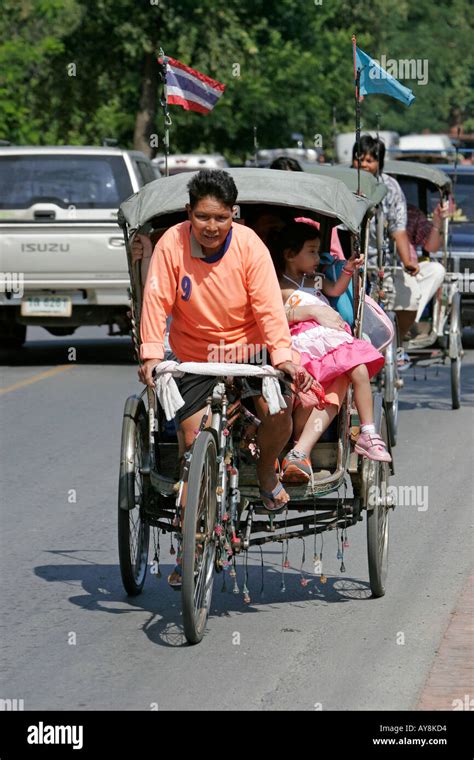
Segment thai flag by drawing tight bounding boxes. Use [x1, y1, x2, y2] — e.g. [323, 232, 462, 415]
[161, 57, 226, 114]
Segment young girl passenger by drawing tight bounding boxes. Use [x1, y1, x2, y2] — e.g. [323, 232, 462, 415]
[271, 222, 391, 484]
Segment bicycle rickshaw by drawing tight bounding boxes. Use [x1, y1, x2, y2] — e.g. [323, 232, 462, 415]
[302, 163, 401, 445]
[117, 169, 396, 644]
[384, 160, 462, 410]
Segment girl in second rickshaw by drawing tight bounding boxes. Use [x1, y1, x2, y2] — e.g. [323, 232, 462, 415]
[271, 221, 391, 483]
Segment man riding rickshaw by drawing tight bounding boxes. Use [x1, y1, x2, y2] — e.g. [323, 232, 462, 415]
[137, 169, 311, 515]
[352, 136, 447, 346]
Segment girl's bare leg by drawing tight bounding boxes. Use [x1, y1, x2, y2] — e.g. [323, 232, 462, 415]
[347, 365, 373, 425]
[292, 405, 312, 441]
[293, 403, 338, 455]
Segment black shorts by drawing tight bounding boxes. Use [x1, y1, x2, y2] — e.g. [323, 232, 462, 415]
[174, 372, 292, 423]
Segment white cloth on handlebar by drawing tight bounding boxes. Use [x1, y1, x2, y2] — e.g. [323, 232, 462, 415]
[152, 360, 186, 420]
[153, 360, 287, 420]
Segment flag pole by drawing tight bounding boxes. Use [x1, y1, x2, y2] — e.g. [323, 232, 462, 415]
[374, 112, 386, 276]
[253, 125, 259, 167]
[352, 34, 361, 196]
[158, 47, 172, 177]
[375, 112, 381, 179]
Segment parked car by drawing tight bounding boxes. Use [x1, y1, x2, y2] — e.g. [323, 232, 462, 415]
[245, 147, 321, 167]
[0, 145, 156, 347]
[398, 134, 456, 163]
[335, 131, 400, 164]
[152, 153, 228, 175]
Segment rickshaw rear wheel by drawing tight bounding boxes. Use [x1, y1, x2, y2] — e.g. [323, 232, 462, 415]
[182, 431, 218, 645]
[118, 398, 150, 595]
[449, 292, 462, 410]
[386, 400, 398, 447]
[366, 410, 391, 598]
[383, 312, 401, 446]
[451, 358, 461, 410]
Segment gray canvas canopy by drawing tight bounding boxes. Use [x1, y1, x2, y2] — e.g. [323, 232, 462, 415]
[118, 167, 374, 234]
[384, 160, 452, 192]
[301, 162, 387, 207]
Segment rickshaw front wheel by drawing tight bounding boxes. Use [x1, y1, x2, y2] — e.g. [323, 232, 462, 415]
[182, 431, 218, 645]
[118, 397, 151, 595]
[386, 401, 398, 447]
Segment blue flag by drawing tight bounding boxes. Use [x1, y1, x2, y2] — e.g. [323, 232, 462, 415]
[355, 46, 415, 106]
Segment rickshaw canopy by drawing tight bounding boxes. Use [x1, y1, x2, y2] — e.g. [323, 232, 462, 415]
[118, 167, 374, 234]
[384, 160, 452, 193]
[301, 162, 387, 207]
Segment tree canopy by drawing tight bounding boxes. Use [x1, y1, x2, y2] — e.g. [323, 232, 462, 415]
[0, 0, 472, 162]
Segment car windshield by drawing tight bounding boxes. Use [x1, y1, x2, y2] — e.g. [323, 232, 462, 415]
[0, 155, 134, 209]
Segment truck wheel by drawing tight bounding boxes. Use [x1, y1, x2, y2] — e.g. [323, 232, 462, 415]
[0, 323, 26, 349]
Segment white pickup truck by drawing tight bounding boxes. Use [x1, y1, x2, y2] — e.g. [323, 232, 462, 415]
[0, 145, 158, 347]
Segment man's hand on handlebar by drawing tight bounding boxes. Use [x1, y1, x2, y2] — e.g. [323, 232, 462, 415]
[138, 358, 162, 387]
[403, 262, 420, 276]
[275, 361, 314, 393]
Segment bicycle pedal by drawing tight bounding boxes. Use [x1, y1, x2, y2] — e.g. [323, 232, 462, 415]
[231, 536, 242, 552]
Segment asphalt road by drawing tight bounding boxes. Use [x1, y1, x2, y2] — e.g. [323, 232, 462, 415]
[1, 326, 473, 711]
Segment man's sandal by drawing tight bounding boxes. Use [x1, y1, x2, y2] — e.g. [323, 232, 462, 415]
[167, 565, 182, 590]
[259, 481, 289, 514]
[167, 562, 199, 590]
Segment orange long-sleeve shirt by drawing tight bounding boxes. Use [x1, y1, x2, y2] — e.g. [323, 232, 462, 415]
[140, 221, 292, 365]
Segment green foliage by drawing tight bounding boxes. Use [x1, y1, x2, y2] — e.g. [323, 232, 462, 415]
[0, 0, 472, 160]
[360, 0, 474, 135]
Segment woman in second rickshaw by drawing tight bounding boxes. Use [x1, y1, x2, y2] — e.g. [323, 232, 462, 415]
[272, 222, 391, 483]
[138, 169, 313, 512]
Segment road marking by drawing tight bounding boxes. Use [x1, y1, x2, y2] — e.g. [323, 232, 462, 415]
[0, 364, 74, 395]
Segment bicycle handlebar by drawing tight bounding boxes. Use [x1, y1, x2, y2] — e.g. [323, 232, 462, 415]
[152, 360, 285, 380]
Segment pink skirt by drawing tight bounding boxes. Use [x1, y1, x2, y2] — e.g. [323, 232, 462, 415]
[291, 320, 384, 387]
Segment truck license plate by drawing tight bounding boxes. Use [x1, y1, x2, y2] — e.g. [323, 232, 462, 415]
[20, 295, 72, 317]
